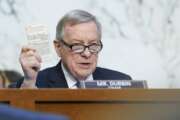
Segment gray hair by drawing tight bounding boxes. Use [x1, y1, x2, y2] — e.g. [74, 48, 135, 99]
[56, 9, 102, 41]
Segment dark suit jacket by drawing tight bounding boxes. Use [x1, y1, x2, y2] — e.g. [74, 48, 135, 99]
[13, 62, 131, 88]
[0, 104, 68, 120]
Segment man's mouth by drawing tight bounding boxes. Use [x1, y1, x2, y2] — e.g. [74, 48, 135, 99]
[78, 63, 91, 69]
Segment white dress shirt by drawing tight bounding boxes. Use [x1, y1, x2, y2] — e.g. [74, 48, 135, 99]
[61, 63, 93, 89]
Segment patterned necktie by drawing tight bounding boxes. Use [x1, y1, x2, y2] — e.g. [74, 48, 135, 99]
[76, 81, 81, 88]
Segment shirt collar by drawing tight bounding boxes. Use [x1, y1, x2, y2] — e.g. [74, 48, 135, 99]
[61, 62, 93, 88]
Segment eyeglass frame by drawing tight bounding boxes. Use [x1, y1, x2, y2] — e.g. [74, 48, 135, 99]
[57, 39, 103, 54]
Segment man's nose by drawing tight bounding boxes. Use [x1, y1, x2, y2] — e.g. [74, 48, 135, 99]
[81, 48, 91, 58]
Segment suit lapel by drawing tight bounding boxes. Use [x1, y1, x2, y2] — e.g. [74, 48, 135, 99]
[93, 67, 100, 80]
[48, 61, 100, 87]
[48, 61, 68, 88]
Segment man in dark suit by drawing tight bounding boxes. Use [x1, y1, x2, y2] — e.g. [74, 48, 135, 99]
[15, 9, 131, 88]
[0, 104, 68, 120]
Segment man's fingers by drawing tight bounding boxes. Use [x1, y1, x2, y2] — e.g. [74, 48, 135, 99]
[24, 57, 41, 68]
[26, 50, 35, 56]
[21, 46, 36, 53]
[34, 51, 42, 63]
[20, 46, 42, 63]
[20, 54, 41, 73]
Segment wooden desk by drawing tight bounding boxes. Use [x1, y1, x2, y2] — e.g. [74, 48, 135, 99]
[0, 89, 180, 120]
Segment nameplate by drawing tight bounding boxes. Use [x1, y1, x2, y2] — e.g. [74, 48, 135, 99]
[80, 80, 147, 88]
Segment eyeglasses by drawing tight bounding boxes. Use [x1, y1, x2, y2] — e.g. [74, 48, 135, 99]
[60, 39, 103, 54]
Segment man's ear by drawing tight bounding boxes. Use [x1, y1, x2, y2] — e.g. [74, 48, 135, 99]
[53, 40, 62, 57]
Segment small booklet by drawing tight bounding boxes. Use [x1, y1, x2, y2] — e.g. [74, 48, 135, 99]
[25, 24, 52, 65]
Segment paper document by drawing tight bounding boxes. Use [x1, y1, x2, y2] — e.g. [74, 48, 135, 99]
[25, 24, 52, 63]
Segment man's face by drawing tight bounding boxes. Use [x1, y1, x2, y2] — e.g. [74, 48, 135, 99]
[55, 21, 100, 80]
